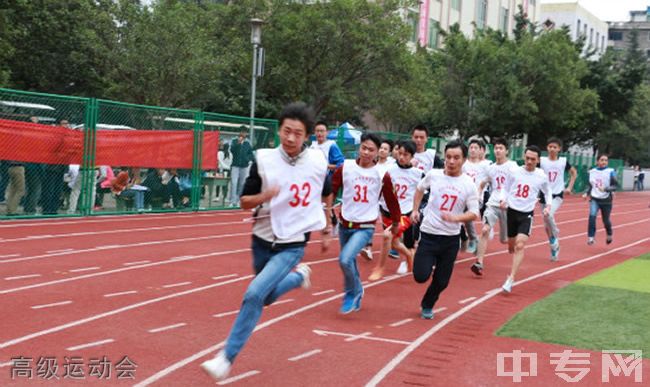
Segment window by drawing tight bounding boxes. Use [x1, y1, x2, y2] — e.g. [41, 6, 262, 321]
[647, 49, 650, 58]
[428, 20, 440, 49]
[601, 36, 605, 51]
[576, 19, 581, 38]
[589, 28, 593, 46]
[609, 31, 623, 41]
[596, 32, 600, 48]
[407, 11, 419, 43]
[499, 7, 509, 32]
[476, 0, 488, 30]
[451, 0, 460, 11]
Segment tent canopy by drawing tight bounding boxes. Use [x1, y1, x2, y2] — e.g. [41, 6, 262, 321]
[327, 122, 361, 145]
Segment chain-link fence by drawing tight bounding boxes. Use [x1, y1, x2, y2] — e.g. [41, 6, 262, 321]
[0, 88, 278, 218]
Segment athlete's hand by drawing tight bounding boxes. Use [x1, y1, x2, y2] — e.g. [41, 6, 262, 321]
[543, 207, 550, 217]
[263, 186, 281, 201]
[410, 210, 420, 224]
[563, 188, 572, 195]
[582, 193, 588, 200]
[390, 223, 400, 236]
[441, 212, 457, 222]
[499, 200, 507, 210]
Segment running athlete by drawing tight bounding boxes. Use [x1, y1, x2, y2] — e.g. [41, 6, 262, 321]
[461, 139, 490, 254]
[411, 140, 480, 319]
[330, 133, 401, 314]
[368, 140, 422, 280]
[583, 154, 618, 245]
[471, 138, 518, 276]
[201, 103, 332, 381]
[360, 138, 396, 261]
[540, 137, 577, 261]
[501, 146, 551, 293]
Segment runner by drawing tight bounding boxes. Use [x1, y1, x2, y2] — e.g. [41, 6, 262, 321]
[368, 140, 422, 280]
[461, 138, 490, 254]
[360, 138, 396, 261]
[583, 154, 618, 245]
[471, 137, 517, 276]
[201, 102, 333, 381]
[330, 133, 401, 314]
[501, 145, 551, 293]
[539, 137, 577, 261]
[411, 140, 479, 319]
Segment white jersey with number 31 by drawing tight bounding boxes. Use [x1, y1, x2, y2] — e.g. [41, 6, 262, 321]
[341, 160, 383, 222]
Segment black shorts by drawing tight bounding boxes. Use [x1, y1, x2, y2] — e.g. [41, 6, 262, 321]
[507, 208, 534, 238]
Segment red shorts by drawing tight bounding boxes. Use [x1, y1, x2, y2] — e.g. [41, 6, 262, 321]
[381, 215, 412, 239]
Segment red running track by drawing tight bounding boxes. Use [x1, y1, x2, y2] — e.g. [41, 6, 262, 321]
[0, 193, 649, 386]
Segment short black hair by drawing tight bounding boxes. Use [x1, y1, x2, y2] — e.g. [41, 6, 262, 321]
[360, 132, 382, 149]
[411, 124, 428, 136]
[445, 139, 468, 158]
[468, 138, 486, 150]
[278, 102, 316, 134]
[525, 145, 542, 159]
[381, 138, 394, 151]
[598, 153, 609, 160]
[492, 137, 508, 149]
[547, 137, 563, 148]
[400, 140, 416, 156]
[314, 121, 328, 129]
[393, 140, 402, 149]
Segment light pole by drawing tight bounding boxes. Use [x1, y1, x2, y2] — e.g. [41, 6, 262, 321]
[249, 18, 263, 147]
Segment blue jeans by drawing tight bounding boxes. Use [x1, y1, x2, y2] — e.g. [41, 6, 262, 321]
[588, 199, 612, 238]
[120, 189, 145, 210]
[229, 166, 249, 206]
[338, 227, 374, 299]
[224, 238, 305, 362]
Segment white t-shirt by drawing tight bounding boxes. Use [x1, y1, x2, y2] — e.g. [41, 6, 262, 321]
[485, 160, 519, 207]
[504, 166, 551, 213]
[341, 160, 384, 222]
[309, 140, 335, 161]
[418, 170, 479, 236]
[380, 164, 423, 214]
[254, 148, 328, 241]
[540, 156, 568, 195]
[462, 160, 490, 189]
[375, 158, 396, 177]
[412, 149, 437, 174]
[589, 168, 616, 199]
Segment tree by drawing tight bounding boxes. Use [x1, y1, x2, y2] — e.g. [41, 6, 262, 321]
[4, 0, 117, 96]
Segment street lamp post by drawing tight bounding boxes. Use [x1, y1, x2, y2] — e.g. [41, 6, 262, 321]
[249, 18, 263, 147]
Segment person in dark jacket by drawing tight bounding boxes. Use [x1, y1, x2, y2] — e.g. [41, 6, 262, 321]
[228, 128, 254, 207]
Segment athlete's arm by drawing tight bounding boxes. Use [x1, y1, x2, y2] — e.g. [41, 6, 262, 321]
[239, 162, 280, 209]
[566, 163, 577, 194]
[606, 172, 619, 192]
[381, 172, 401, 234]
[328, 145, 345, 171]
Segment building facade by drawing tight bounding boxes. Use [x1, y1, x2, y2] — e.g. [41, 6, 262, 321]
[406, 0, 542, 49]
[540, 1, 608, 59]
[608, 7, 650, 60]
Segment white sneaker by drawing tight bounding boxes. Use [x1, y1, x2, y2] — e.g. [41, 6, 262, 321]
[360, 247, 373, 261]
[502, 276, 514, 293]
[295, 263, 311, 289]
[201, 351, 231, 381]
[587, 237, 595, 245]
[397, 261, 408, 275]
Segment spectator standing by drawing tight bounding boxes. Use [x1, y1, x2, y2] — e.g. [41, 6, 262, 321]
[229, 129, 254, 207]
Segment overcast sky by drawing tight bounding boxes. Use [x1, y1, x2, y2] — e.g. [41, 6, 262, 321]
[541, 0, 649, 22]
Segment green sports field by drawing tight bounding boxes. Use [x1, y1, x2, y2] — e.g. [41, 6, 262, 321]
[496, 254, 650, 358]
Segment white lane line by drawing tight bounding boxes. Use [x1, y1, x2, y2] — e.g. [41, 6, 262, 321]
[433, 307, 447, 313]
[312, 289, 335, 296]
[344, 332, 372, 342]
[124, 260, 150, 266]
[69, 266, 100, 273]
[148, 323, 187, 334]
[4, 274, 41, 281]
[31, 300, 73, 310]
[162, 281, 192, 289]
[0, 219, 252, 244]
[459, 297, 477, 305]
[134, 274, 410, 387]
[365, 237, 650, 387]
[0, 254, 20, 258]
[103, 290, 137, 298]
[46, 249, 73, 254]
[213, 310, 240, 318]
[269, 298, 294, 307]
[212, 274, 238, 281]
[288, 349, 322, 362]
[0, 361, 13, 368]
[66, 339, 114, 352]
[389, 318, 413, 328]
[217, 370, 261, 385]
[0, 231, 251, 264]
[0, 275, 253, 350]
